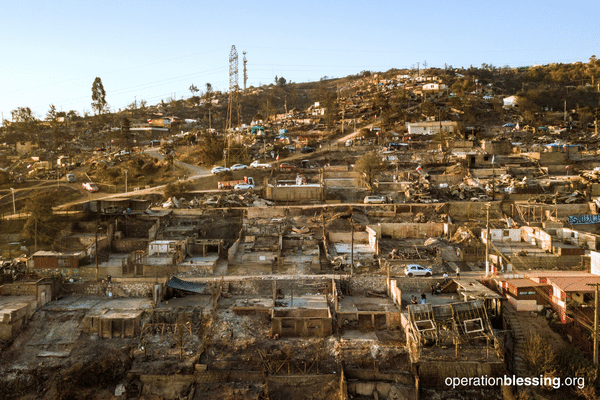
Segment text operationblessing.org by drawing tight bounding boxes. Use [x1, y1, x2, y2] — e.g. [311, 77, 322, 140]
[445, 375, 585, 390]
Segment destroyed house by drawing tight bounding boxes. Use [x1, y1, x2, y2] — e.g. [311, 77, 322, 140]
[405, 300, 496, 359]
[32, 250, 82, 270]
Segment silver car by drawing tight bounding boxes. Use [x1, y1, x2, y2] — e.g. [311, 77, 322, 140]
[404, 264, 432, 277]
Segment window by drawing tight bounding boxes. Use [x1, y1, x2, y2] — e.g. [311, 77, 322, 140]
[463, 318, 484, 333]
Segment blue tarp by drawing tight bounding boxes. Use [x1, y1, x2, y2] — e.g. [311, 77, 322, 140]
[502, 123, 516, 127]
[166, 276, 207, 294]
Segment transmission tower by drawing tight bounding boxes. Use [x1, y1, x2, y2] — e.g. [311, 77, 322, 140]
[226, 45, 239, 132]
[243, 51, 248, 92]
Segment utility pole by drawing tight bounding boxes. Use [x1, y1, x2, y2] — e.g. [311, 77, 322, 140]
[243, 51, 248, 92]
[350, 223, 354, 277]
[10, 188, 15, 215]
[34, 218, 38, 253]
[95, 224, 99, 281]
[587, 283, 600, 365]
[485, 202, 491, 277]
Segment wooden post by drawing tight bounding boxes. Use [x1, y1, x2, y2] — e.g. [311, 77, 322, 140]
[588, 283, 600, 365]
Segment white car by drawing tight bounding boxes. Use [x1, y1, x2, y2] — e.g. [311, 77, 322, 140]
[250, 160, 272, 169]
[234, 183, 254, 190]
[82, 182, 100, 193]
[364, 195, 386, 204]
[404, 264, 432, 277]
[230, 164, 248, 171]
[211, 166, 229, 174]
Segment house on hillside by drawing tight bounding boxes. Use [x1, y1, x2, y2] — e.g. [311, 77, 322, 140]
[308, 102, 326, 117]
[405, 121, 458, 135]
[422, 83, 447, 94]
[503, 96, 520, 108]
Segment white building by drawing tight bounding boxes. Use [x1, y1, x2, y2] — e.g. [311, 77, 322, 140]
[422, 83, 447, 93]
[405, 121, 458, 135]
[503, 95, 520, 108]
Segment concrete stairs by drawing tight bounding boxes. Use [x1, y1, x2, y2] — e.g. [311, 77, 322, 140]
[502, 304, 529, 377]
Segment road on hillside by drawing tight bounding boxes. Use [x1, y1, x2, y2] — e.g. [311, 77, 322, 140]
[52, 122, 380, 211]
[263, 122, 377, 166]
[54, 148, 212, 209]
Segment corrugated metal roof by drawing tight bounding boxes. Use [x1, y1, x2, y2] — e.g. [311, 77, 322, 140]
[166, 277, 207, 294]
[547, 276, 600, 293]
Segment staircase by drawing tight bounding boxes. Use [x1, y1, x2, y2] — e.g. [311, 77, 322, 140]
[502, 305, 529, 377]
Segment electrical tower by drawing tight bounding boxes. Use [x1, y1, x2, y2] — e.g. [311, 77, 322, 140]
[226, 45, 239, 132]
[224, 45, 246, 167]
[243, 51, 248, 92]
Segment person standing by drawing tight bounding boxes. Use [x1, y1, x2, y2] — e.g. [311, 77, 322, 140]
[456, 266, 460, 279]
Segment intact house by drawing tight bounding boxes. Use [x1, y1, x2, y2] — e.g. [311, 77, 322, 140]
[405, 121, 458, 136]
[308, 102, 326, 117]
[422, 82, 447, 94]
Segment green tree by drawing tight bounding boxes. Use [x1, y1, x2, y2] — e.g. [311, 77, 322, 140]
[277, 76, 287, 86]
[91, 77, 107, 115]
[22, 192, 57, 245]
[522, 334, 557, 380]
[205, 83, 213, 100]
[196, 134, 225, 166]
[354, 152, 386, 192]
[189, 84, 199, 97]
[11, 107, 36, 123]
[46, 104, 57, 122]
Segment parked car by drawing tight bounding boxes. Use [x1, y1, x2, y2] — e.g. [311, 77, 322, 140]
[300, 146, 316, 153]
[404, 264, 432, 277]
[211, 166, 230, 174]
[364, 195, 386, 204]
[234, 183, 255, 190]
[66, 173, 76, 183]
[279, 163, 295, 171]
[230, 164, 248, 171]
[250, 160, 272, 169]
[82, 182, 99, 193]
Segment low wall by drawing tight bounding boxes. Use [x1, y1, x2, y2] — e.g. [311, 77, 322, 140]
[265, 185, 324, 202]
[448, 201, 502, 220]
[112, 238, 148, 253]
[329, 232, 369, 242]
[371, 223, 448, 239]
[395, 277, 446, 293]
[247, 207, 286, 218]
[62, 280, 155, 297]
[228, 238, 240, 262]
[509, 255, 582, 270]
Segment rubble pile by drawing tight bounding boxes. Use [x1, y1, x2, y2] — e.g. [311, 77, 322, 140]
[447, 183, 488, 201]
[527, 190, 585, 204]
[161, 191, 274, 209]
[450, 227, 479, 245]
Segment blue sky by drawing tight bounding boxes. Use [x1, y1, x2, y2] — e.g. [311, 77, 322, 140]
[1, 0, 598, 121]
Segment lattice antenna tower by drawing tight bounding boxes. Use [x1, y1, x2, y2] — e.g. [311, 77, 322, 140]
[226, 45, 239, 132]
[243, 51, 248, 92]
